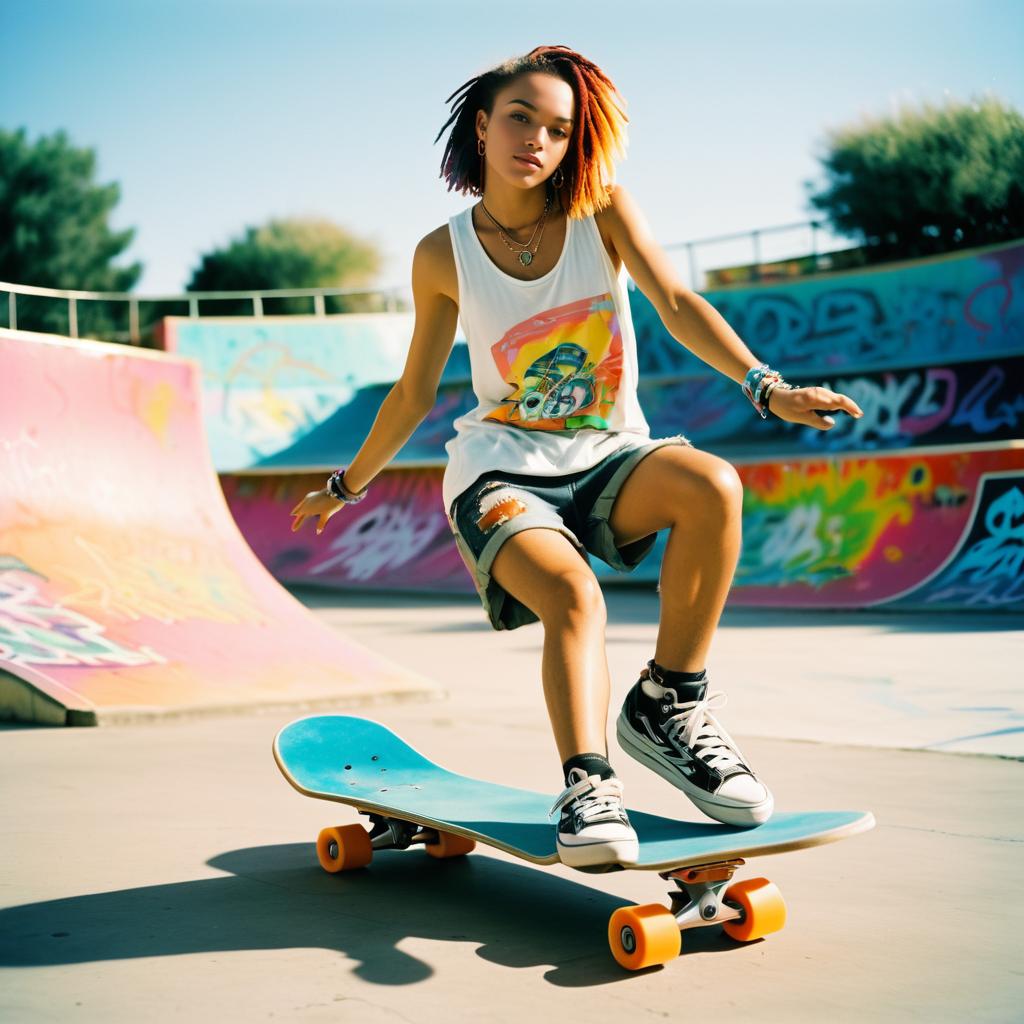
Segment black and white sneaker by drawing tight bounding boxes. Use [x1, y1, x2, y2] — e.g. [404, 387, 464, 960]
[549, 767, 640, 868]
[616, 661, 773, 827]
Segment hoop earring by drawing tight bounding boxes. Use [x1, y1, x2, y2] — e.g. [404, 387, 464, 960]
[478, 138, 485, 193]
[552, 165, 564, 189]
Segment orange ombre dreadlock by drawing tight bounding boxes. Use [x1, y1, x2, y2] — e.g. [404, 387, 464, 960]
[434, 45, 629, 220]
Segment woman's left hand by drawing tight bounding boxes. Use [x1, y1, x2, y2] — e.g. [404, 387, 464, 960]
[768, 385, 863, 430]
[290, 487, 347, 535]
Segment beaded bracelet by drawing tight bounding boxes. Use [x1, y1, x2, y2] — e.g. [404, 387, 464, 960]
[327, 467, 369, 504]
[742, 363, 788, 419]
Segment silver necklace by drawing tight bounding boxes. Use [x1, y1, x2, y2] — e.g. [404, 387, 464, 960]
[480, 194, 552, 266]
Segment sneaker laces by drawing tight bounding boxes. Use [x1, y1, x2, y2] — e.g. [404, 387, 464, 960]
[660, 690, 748, 773]
[547, 771, 626, 825]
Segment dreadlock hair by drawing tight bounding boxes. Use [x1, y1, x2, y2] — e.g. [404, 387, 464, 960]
[434, 45, 629, 220]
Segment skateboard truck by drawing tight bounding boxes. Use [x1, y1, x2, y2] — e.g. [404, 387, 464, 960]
[314, 809, 478, 873]
[609, 859, 787, 970]
[662, 858, 745, 930]
[364, 812, 437, 852]
[612, 860, 747, 963]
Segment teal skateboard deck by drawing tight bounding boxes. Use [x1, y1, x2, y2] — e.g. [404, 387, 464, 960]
[274, 714, 875, 969]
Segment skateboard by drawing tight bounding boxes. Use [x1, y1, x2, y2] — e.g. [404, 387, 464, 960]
[274, 714, 875, 970]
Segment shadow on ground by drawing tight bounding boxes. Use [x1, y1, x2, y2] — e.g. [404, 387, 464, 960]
[0, 844, 744, 985]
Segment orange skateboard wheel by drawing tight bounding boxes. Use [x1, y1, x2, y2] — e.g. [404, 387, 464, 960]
[316, 824, 373, 872]
[608, 904, 681, 970]
[721, 877, 787, 942]
[425, 830, 476, 859]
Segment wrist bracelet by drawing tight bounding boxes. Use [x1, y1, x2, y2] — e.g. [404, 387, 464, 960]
[742, 363, 787, 419]
[327, 468, 369, 504]
[762, 378, 792, 413]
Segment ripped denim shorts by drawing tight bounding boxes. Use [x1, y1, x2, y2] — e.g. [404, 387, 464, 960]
[446, 434, 692, 632]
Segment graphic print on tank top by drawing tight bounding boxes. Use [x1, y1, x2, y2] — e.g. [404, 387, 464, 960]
[483, 291, 622, 431]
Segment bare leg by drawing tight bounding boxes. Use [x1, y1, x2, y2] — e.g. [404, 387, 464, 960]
[489, 526, 641, 867]
[607, 445, 745, 673]
[604, 445, 774, 828]
[482, 446, 744, 765]
[490, 527, 612, 765]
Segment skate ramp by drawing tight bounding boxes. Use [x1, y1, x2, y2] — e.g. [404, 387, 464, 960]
[0, 329, 440, 725]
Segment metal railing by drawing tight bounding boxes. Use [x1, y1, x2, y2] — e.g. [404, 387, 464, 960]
[665, 219, 836, 286]
[0, 281, 406, 346]
[1, 217, 849, 345]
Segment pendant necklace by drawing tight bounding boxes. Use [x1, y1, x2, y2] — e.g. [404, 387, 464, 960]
[480, 193, 552, 266]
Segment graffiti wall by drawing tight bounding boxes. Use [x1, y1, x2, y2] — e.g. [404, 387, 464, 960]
[224, 352, 1024, 471]
[885, 471, 1024, 610]
[158, 315, 477, 471]
[638, 356, 1024, 454]
[254, 380, 474, 469]
[630, 238, 1024, 376]
[223, 470, 467, 591]
[225, 446, 1024, 611]
[159, 314, 451, 471]
[167, 240, 1024, 471]
[162, 237, 1023, 610]
[0, 329, 437, 724]
[732, 446, 1024, 608]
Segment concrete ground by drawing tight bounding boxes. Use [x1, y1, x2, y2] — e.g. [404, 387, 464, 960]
[1, 586, 1021, 1023]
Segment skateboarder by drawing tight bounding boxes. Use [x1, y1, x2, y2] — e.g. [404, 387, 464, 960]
[290, 45, 863, 869]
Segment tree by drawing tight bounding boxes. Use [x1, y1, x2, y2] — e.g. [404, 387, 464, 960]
[0, 127, 142, 338]
[805, 94, 1024, 262]
[187, 216, 387, 314]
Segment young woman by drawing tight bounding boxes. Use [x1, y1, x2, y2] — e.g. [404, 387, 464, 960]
[290, 45, 863, 869]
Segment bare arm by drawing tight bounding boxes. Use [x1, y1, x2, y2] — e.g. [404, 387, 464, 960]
[601, 184, 862, 429]
[342, 231, 458, 492]
[290, 229, 458, 533]
[601, 184, 761, 386]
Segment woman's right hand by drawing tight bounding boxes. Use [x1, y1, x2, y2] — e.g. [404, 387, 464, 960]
[290, 488, 347, 536]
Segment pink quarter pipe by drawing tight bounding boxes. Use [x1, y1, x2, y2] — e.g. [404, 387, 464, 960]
[0, 330, 439, 724]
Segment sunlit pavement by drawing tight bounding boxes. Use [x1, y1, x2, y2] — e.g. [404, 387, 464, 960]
[1, 586, 1020, 1023]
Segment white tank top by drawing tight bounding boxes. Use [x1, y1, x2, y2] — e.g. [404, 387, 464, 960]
[443, 203, 653, 518]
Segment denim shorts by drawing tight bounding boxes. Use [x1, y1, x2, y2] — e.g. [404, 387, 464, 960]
[446, 434, 693, 632]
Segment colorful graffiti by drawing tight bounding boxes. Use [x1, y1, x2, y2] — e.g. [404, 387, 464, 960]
[806, 359, 1024, 449]
[236, 354, 1024, 471]
[732, 447, 1024, 606]
[631, 238, 1024, 376]
[156, 237, 1023, 611]
[0, 573, 165, 668]
[158, 314, 429, 470]
[636, 356, 1024, 454]
[0, 329, 438, 724]
[222, 470, 467, 591]
[223, 447, 1024, 609]
[886, 472, 1024, 609]
[163, 240, 1024, 473]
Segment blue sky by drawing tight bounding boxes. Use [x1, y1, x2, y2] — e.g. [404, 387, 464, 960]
[3, 0, 1021, 296]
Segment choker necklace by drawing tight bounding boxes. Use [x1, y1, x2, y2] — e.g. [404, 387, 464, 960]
[479, 193, 552, 266]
